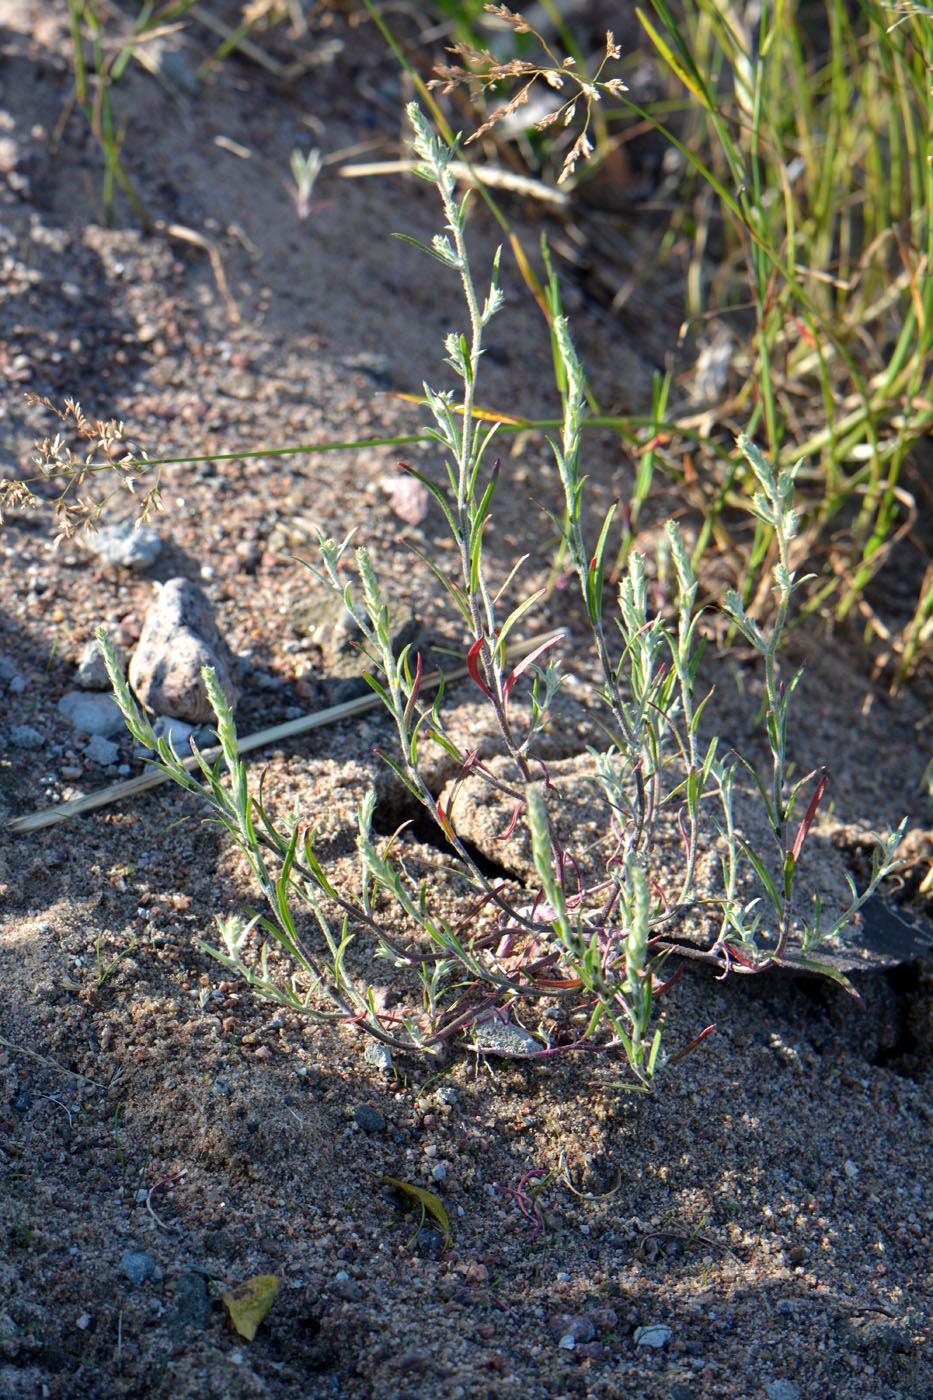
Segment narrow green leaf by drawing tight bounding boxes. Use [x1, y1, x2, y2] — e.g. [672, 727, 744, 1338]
[739, 839, 783, 917]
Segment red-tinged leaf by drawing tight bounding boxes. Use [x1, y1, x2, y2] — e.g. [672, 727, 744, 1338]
[790, 316, 817, 348]
[435, 799, 457, 842]
[652, 962, 683, 997]
[792, 772, 828, 861]
[665, 1023, 716, 1066]
[721, 942, 762, 969]
[402, 652, 423, 729]
[502, 633, 562, 702]
[466, 636, 493, 697]
[495, 798, 525, 841]
[532, 755, 551, 787]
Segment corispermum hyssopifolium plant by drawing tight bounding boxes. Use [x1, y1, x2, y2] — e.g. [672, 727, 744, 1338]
[98, 105, 905, 1087]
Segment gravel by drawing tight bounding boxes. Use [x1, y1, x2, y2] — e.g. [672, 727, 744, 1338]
[0, 6, 930, 1400]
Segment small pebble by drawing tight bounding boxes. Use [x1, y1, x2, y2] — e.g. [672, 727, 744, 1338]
[84, 522, 162, 570]
[58, 691, 125, 737]
[120, 1249, 156, 1284]
[170, 1271, 212, 1333]
[548, 1313, 595, 1344]
[354, 1103, 386, 1134]
[634, 1323, 673, 1349]
[76, 638, 118, 690]
[84, 733, 120, 766]
[413, 1226, 444, 1258]
[9, 724, 43, 749]
[469, 1016, 541, 1057]
[334, 1271, 362, 1301]
[363, 1041, 393, 1073]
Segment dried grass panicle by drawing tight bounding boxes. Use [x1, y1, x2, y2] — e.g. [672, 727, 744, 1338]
[428, 6, 627, 183]
[0, 393, 161, 542]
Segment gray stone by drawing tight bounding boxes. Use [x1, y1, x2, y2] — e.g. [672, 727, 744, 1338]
[468, 1015, 541, 1057]
[58, 691, 125, 737]
[152, 715, 196, 753]
[765, 1382, 800, 1400]
[84, 522, 162, 570]
[334, 1271, 362, 1301]
[353, 1103, 386, 1134]
[83, 734, 120, 766]
[169, 1272, 212, 1333]
[120, 1249, 156, 1285]
[129, 578, 239, 723]
[136, 34, 199, 97]
[634, 1323, 673, 1349]
[9, 725, 43, 749]
[412, 1226, 444, 1259]
[290, 591, 426, 706]
[76, 638, 121, 690]
[363, 1040, 394, 1073]
[7, 676, 25, 695]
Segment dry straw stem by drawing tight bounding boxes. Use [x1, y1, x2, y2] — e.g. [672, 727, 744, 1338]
[339, 158, 570, 208]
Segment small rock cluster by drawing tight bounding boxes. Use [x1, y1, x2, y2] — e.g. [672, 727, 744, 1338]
[54, 523, 240, 767]
[6, 519, 428, 778]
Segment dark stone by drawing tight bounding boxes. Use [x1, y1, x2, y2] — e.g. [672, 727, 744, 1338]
[548, 1313, 596, 1343]
[413, 1227, 445, 1259]
[838, 1315, 914, 1353]
[170, 1271, 212, 1333]
[354, 1102, 386, 1134]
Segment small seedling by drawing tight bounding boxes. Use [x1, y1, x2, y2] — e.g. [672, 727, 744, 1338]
[95, 929, 138, 990]
[289, 147, 323, 219]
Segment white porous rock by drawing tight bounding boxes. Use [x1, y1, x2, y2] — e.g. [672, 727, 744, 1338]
[129, 578, 239, 723]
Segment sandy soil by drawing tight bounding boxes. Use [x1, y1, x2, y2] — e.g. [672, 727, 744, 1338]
[1, 4, 931, 1398]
